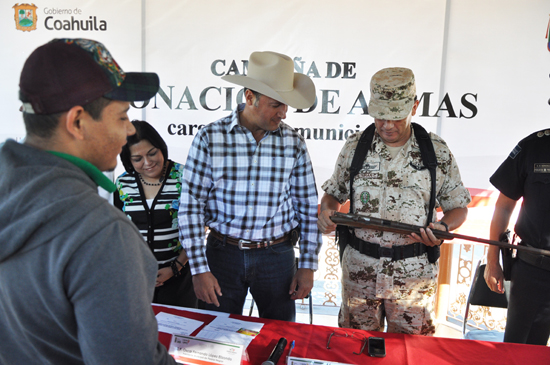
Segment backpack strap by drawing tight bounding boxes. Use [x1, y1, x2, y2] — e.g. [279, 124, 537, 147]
[335, 124, 375, 264]
[411, 123, 438, 224]
[411, 123, 440, 263]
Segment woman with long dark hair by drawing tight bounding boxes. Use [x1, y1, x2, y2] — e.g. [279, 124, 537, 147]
[114, 120, 197, 308]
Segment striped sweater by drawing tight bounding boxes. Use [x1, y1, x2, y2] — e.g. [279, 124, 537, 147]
[114, 160, 183, 266]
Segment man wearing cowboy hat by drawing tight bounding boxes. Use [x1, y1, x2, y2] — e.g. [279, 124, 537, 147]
[317, 67, 470, 335]
[178, 51, 321, 321]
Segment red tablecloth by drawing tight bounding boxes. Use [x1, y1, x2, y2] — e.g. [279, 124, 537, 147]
[152, 305, 550, 365]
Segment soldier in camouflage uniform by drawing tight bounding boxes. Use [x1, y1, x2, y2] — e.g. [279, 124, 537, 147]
[318, 67, 471, 335]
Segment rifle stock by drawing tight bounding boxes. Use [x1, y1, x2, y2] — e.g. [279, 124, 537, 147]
[330, 212, 550, 258]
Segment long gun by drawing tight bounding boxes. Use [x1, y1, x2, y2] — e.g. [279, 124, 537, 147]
[330, 212, 550, 257]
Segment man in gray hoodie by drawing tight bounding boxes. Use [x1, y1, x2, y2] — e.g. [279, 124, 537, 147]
[0, 38, 175, 364]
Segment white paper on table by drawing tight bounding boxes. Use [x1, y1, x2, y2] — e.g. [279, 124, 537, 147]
[156, 312, 204, 336]
[196, 316, 264, 347]
[169, 335, 244, 365]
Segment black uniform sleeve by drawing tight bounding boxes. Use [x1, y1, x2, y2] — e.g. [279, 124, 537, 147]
[490, 140, 527, 201]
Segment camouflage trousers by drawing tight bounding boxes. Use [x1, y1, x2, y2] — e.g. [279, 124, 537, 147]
[338, 245, 437, 336]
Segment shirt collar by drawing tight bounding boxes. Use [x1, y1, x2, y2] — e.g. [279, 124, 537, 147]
[47, 151, 117, 193]
[228, 103, 245, 132]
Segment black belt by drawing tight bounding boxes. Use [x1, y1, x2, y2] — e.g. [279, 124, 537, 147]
[349, 236, 427, 261]
[209, 229, 292, 250]
[517, 248, 550, 271]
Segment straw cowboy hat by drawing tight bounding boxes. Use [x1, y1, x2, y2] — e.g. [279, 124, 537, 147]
[222, 51, 316, 109]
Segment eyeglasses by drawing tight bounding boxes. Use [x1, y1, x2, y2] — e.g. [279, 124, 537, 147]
[326, 329, 367, 355]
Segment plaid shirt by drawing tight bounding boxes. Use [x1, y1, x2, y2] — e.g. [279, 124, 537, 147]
[178, 104, 322, 275]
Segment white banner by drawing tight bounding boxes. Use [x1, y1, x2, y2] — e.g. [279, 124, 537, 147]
[2, 0, 550, 195]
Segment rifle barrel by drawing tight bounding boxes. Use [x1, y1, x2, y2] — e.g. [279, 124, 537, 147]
[330, 212, 550, 257]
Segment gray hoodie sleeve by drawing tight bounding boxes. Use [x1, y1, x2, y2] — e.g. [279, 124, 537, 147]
[65, 218, 176, 365]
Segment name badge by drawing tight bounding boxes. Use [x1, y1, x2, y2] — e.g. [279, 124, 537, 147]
[534, 163, 550, 173]
[365, 162, 380, 171]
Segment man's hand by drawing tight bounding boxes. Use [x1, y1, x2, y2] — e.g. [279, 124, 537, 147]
[485, 193, 517, 294]
[288, 268, 314, 300]
[484, 262, 505, 294]
[409, 222, 447, 247]
[410, 207, 467, 247]
[318, 193, 341, 234]
[485, 264, 505, 294]
[192, 272, 222, 307]
[318, 209, 337, 234]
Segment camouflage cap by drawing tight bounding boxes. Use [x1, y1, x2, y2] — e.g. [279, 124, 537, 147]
[368, 67, 416, 120]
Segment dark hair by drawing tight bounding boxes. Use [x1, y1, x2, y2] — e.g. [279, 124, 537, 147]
[120, 120, 168, 173]
[22, 112, 62, 139]
[83, 96, 112, 120]
[244, 88, 262, 106]
[22, 96, 112, 138]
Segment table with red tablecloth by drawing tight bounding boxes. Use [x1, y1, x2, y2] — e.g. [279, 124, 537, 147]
[152, 304, 550, 365]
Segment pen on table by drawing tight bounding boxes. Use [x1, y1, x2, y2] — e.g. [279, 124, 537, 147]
[287, 340, 295, 361]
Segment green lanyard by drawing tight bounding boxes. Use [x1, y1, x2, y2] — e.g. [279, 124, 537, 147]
[47, 151, 116, 193]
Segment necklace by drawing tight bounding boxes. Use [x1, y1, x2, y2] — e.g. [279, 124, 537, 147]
[138, 163, 167, 186]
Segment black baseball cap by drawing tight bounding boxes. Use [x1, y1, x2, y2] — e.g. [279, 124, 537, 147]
[19, 38, 159, 114]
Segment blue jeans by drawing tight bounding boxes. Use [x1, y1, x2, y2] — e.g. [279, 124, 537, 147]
[205, 233, 296, 321]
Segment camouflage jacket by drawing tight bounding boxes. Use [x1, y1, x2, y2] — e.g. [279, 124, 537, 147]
[323, 126, 471, 299]
[323, 127, 470, 246]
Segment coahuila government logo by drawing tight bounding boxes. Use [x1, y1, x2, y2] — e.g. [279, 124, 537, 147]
[13, 3, 107, 32]
[13, 3, 37, 32]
